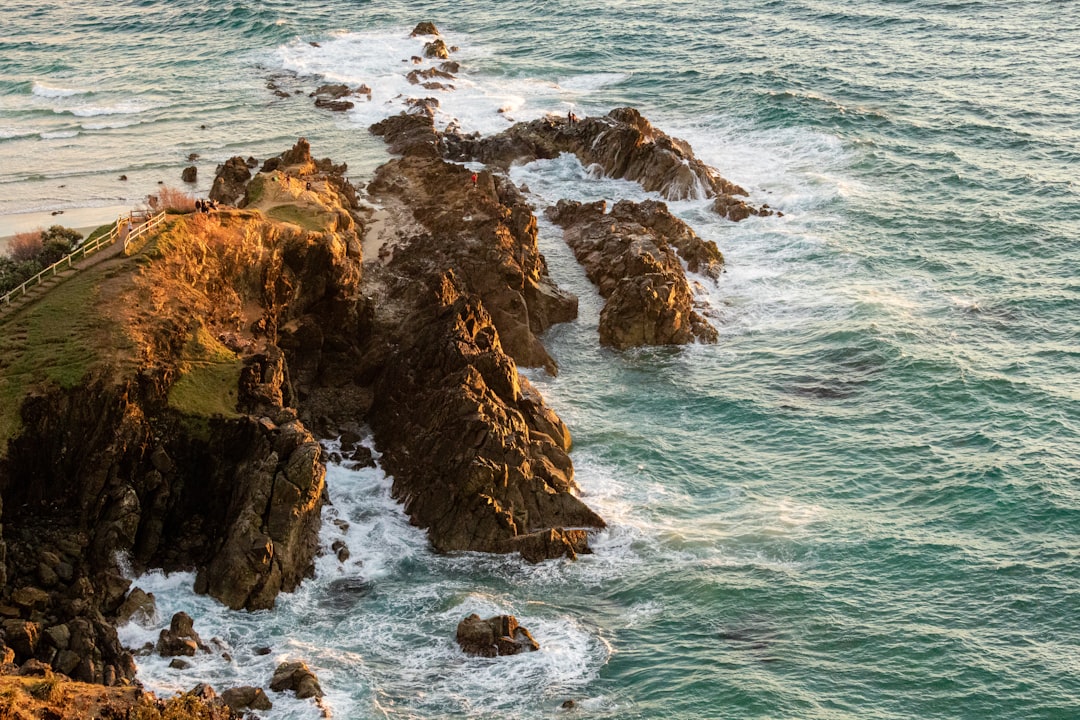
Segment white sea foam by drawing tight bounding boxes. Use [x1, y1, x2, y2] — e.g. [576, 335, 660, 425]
[80, 119, 142, 131]
[61, 100, 153, 118]
[120, 439, 616, 719]
[32, 81, 89, 98]
[270, 29, 609, 138]
[39, 130, 79, 140]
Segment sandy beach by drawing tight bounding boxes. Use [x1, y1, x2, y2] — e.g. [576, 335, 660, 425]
[0, 205, 129, 253]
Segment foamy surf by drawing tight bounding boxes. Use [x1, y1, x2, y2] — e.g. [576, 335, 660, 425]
[270, 28, 617, 137]
[31, 81, 91, 98]
[119, 440, 618, 718]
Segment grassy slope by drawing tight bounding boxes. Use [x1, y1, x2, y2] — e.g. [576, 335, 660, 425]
[0, 261, 128, 443]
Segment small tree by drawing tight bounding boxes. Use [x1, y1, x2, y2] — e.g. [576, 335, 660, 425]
[6, 230, 42, 262]
[37, 225, 82, 266]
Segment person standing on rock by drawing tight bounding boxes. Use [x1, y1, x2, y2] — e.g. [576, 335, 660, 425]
[471, 172, 478, 187]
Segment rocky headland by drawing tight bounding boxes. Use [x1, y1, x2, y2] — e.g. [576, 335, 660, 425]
[0, 19, 774, 710]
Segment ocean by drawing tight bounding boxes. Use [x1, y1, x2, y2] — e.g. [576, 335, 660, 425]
[3, 1, 1079, 718]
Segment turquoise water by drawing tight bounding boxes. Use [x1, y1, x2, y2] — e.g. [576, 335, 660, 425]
[4, 1, 1079, 718]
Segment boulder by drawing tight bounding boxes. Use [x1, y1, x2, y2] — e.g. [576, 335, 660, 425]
[310, 84, 351, 100]
[269, 660, 323, 699]
[456, 614, 540, 657]
[182, 165, 197, 183]
[156, 612, 208, 657]
[423, 39, 450, 59]
[410, 21, 439, 37]
[2, 619, 40, 659]
[115, 587, 156, 626]
[208, 156, 252, 205]
[222, 686, 273, 711]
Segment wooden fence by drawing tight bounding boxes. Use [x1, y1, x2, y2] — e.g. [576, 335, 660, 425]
[0, 210, 166, 311]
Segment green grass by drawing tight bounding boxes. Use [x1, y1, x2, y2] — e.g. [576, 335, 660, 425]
[0, 266, 123, 446]
[85, 222, 115, 244]
[244, 174, 267, 205]
[267, 203, 332, 232]
[166, 323, 242, 419]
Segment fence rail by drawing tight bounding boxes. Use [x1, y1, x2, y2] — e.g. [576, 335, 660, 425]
[0, 209, 166, 310]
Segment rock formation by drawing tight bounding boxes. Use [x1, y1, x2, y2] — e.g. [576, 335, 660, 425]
[222, 685, 273, 711]
[456, 614, 540, 657]
[547, 198, 720, 349]
[443, 107, 773, 218]
[156, 612, 208, 657]
[208, 156, 251, 205]
[269, 660, 323, 699]
[0, 138, 363, 685]
[363, 109, 605, 559]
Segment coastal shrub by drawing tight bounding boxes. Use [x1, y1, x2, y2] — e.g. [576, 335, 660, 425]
[0, 225, 81, 295]
[0, 259, 43, 296]
[6, 231, 42, 263]
[148, 186, 197, 214]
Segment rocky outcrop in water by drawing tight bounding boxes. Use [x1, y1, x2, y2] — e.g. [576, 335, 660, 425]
[270, 660, 323, 699]
[456, 613, 540, 657]
[360, 114, 604, 559]
[442, 107, 771, 217]
[547, 198, 719, 349]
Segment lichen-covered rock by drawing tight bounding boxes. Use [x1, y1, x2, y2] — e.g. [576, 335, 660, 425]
[456, 614, 540, 657]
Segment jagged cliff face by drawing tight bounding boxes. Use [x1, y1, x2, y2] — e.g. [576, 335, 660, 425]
[0, 140, 363, 684]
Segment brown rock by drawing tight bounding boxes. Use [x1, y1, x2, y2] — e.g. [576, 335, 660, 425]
[10, 586, 50, 613]
[156, 612, 208, 657]
[222, 686, 273, 711]
[208, 156, 252, 205]
[315, 97, 354, 112]
[182, 165, 198, 183]
[423, 39, 450, 59]
[2, 619, 40, 659]
[447, 107, 764, 208]
[18, 658, 51, 676]
[270, 660, 323, 699]
[546, 199, 718, 349]
[456, 614, 540, 657]
[410, 21, 439, 37]
[115, 587, 156, 626]
[311, 83, 351, 100]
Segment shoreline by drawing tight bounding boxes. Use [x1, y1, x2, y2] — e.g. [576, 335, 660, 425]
[0, 205, 131, 250]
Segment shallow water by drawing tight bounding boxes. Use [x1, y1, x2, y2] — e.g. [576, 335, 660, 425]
[5, 1, 1080, 717]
